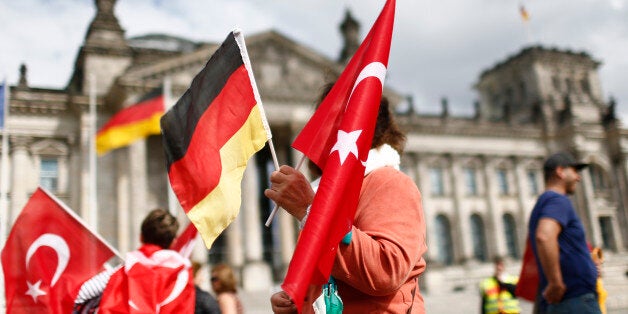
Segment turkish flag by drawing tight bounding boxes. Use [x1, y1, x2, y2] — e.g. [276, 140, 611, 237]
[1, 187, 117, 314]
[515, 237, 539, 302]
[98, 245, 195, 314]
[285, 0, 395, 311]
[169, 222, 198, 259]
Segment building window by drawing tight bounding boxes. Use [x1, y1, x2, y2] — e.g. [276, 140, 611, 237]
[565, 78, 574, 93]
[589, 164, 608, 194]
[435, 214, 454, 265]
[208, 233, 227, 264]
[503, 214, 519, 258]
[527, 170, 539, 195]
[497, 169, 509, 195]
[598, 216, 614, 250]
[40, 158, 59, 192]
[470, 214, 488, 262]
[552, 76, 561, 91]
[464, 167, 478, 196]
[429, 167, 445, 196]
[581, 79, 591, 95]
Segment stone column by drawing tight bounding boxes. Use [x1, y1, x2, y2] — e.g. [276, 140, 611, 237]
[116, 150, 131, 254]
[579, 169, 602, 246]
[241, 161, 272, 291]
[450, 156, 472, 263]
[129, 140, 148, 249]
[481, 156, 505, 259]
[513, 157, 530, 248]
[415, 154, 438, 262]
[10, 136, 32, 223]
[226, 212, 244, 268]
[79, 110, 97, 228]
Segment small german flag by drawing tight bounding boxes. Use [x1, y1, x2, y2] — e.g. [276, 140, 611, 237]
[161, 30, 271, 249]
[96, 90, 164, 155]
[520, 5, 530, 22]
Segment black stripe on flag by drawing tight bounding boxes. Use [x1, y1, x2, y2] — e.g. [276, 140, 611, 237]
[161, 32, 244, 168]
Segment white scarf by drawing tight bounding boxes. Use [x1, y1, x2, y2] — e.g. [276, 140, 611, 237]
[363, 144, 400, 176]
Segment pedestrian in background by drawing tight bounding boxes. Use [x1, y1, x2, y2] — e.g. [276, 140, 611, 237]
[193, 261, 221, 314]
[211, 263, 244, 314]
[479, 256, 520, 314]
[527, 152, 600, 313]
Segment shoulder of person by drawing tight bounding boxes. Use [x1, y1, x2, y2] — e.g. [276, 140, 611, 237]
[367, 166, 410, 182]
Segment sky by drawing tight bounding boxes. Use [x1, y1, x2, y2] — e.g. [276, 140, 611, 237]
[1, 0, 627, 121]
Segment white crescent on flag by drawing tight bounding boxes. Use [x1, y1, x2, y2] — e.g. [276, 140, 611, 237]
[26, 233, 70, 286]
[346, 62, 387, 111]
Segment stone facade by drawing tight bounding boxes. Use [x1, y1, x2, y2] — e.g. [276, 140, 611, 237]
[2, 0, 627, 297]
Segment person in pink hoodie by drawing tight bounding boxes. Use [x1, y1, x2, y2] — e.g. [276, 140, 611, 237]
[266, 86, 427, 314]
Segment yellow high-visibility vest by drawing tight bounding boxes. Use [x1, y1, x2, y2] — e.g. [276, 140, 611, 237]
[480, 276, 520, 314]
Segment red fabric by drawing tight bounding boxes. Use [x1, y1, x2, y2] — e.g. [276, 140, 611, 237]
[0, 188, 115, 314]
[169, 223, 198, 259]
[98, 245, 195, 314]
[515, 237, 539, 302]
[284, 1, 396, 311]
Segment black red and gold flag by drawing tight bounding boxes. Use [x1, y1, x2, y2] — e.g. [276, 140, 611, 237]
[161, 30, 271, 248]
[96, 89, 164, 155]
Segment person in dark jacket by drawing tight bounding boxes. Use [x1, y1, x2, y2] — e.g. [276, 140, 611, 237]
[192, 261, 221, 314]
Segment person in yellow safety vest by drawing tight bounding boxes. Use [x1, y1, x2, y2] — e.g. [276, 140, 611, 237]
[480, 256, 521, 314]
[591, 247, 607, 314]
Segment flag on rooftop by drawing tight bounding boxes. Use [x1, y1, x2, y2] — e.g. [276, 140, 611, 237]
[95, 89, 164, 155]
[161, 30, 271, 249]
[520, 5, 530, 22]
[286, 0, 395, 311]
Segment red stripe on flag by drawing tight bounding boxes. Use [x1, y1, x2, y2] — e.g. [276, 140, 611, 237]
[168, 65, 257, 212]
[97, 95, 164, 135]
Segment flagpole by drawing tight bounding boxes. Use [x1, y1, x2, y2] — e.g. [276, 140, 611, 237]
[89, 74, 98, 229]
[264, 154, 306, 227]
[0, 79, 9, 240]
[163, 76, 180, 216]
[0, 78, 9, 311]
[231, 29, 283, 227]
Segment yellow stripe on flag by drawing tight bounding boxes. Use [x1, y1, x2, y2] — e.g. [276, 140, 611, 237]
[187, 105, 267, 248]
[96, 112, 162, 155]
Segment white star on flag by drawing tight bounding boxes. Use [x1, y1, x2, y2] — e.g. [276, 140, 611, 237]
[330, 129, 362, 165]
[25, 280, 47, 303]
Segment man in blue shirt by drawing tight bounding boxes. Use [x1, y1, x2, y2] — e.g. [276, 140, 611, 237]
[528, 152, 600, 314]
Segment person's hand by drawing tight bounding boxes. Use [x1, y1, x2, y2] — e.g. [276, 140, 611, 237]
[542, 281, 566, 304]
[270, 290, 297, 314]
[264, 165, 314, 220]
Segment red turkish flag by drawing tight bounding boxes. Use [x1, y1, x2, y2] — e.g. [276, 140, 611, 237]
[515, 237, 539, 301]
[98, 245, 195, 314]
[1, 188, 117, 314]
[285, 0, 395, 311]
[169, 222, 198, 259]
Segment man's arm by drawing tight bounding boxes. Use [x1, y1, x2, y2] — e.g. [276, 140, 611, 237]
[535, 217, 566, 303]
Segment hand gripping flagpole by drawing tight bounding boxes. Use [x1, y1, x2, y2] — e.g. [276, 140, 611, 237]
[264, 154, 306, 227]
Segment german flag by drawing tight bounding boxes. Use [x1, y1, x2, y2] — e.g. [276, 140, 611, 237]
[96, 90, 164, 155]
[520, 5, 530, 22]
[161, 30, 271, 249]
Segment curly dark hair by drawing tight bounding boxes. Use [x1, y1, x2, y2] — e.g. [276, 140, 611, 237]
[140, 208, 179, 249]
[316, 82, 406, 154]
